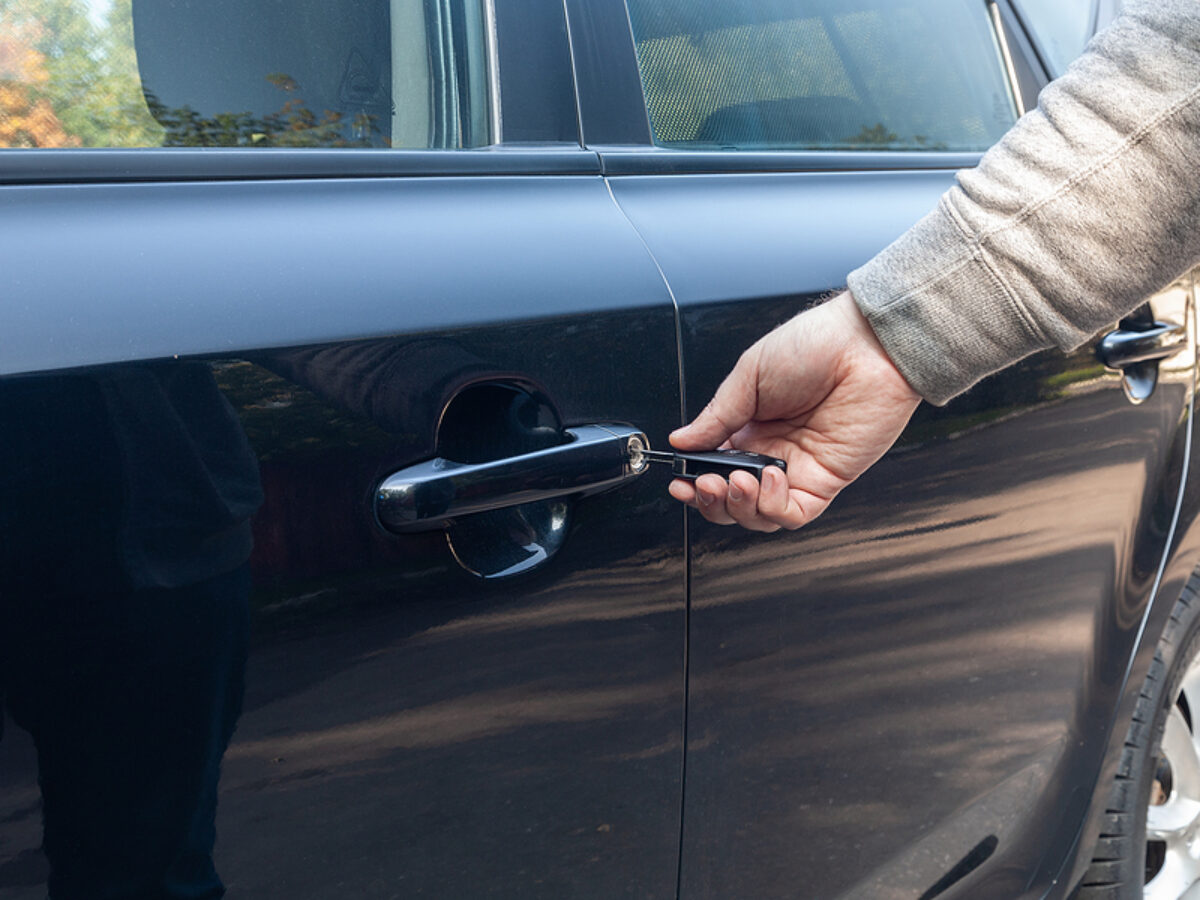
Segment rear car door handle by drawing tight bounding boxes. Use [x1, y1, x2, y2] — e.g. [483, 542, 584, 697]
[1097, 320, 1187, 370]
[375, 424, 647, 533]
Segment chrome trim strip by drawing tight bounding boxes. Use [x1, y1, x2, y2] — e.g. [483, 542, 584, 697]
[559, 0, 588, 147]
[483, 0, 502, 144]
[989, 0, 1027, 117]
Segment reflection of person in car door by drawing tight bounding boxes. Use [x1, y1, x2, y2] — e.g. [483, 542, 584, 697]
[670, 0, 1200, 532]
[0, 363, 261, 899]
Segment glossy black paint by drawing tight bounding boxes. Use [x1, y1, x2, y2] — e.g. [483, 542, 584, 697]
[607, 170, 1194, 898]
[215, 316, 686, 897]
[494, 0, 581, 143]
[0, 163, 691, 895]
[0, 174, 652, 377]
[0, 304, 690, 898]
[562, 0, 654, 146]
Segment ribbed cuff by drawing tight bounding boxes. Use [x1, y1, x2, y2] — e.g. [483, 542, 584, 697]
[846, 198, 1050, 406]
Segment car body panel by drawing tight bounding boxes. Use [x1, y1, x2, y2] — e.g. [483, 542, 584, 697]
[0, 169, 690, 897]
[0, 172, 671, 376]
[606, 170, 1195, 898]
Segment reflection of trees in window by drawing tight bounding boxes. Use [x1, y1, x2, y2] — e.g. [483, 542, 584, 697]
[0, 16, 78, 146]
[0, 0, 380, 149]
[846, 124, 947, 150]
[0, 0, 163, 147]
[144, 75, 383, 148]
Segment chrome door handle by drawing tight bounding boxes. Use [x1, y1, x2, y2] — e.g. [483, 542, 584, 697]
[1097, 320, 1187, 370]
[375, 424, 648, 534]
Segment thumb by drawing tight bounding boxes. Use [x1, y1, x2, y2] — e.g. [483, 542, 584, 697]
[669, 350, 760, 451]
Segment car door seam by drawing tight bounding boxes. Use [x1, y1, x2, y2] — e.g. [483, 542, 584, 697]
[602, 174, 691, 900]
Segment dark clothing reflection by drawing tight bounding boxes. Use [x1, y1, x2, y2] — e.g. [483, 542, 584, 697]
[0, 365, 262, 899]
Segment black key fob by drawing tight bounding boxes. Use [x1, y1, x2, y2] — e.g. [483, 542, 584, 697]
[669, 449, 787, 481]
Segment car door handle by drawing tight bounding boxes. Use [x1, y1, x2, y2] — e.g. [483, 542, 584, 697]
[375, 424, 648, 534]
[1096, 320, 1187, 370]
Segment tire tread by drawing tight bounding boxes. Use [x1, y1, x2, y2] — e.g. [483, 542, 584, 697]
[1075, 574, 1200, 898]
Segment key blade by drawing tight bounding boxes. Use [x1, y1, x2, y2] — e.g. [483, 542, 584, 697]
[640, 449, 676, 464]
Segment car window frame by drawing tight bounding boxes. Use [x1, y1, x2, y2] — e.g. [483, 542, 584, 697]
[1010, 0, 1100, 77]
[0, 0, 592, 185]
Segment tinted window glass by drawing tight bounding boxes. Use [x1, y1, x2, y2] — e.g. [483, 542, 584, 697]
[1013, 0, 1096, 75]
[626, 0, 1018, 151]
[0, 0, 491, 149]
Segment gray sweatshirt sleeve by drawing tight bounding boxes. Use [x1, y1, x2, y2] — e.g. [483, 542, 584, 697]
[846, 0, 1200, 406]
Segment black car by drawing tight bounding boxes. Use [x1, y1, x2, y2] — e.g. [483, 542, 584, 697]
[2, 1, 1196, 898]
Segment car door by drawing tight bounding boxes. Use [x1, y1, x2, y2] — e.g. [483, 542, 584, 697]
[0, 2, 687, 897]
[565, 0, 1197, 897]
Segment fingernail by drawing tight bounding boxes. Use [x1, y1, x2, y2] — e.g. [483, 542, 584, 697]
[698, 490, 714, 507]
[728, 482, 743, 502]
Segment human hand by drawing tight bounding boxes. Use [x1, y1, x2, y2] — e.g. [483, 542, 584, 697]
[668, 292, 921, 532]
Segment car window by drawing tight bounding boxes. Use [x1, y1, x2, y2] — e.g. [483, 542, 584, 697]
[1012, 0, 1096, 76]
[624, 0, 1018, 152]
[0, 0, 492, 149]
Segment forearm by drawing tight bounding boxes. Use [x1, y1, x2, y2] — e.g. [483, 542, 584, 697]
[847, 0, 1200, 405]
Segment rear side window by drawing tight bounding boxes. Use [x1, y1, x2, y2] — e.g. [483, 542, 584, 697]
[0, 0, 492, 149]
[625, 0, 1018, 152]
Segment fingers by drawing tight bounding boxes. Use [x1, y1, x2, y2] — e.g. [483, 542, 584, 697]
[668, 477, 697, 506]
[673, 467, 825, 533]
[669, 474, 738, 526]
[755, 465, 802, 526]
[665, 292, 922, 534]
[724, 470, 782, 532]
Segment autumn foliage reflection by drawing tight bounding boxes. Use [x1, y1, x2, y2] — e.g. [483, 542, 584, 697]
[0, 0, 162, 147]
[145, 76, 382, 149]
[0, 17, 78, 147]
[0, 0, 380, 149]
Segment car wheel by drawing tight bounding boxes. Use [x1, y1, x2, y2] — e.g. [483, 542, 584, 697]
[1078, 573, 1200, 899]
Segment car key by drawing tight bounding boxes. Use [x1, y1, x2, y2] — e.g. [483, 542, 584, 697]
[627, 436, 787, 481]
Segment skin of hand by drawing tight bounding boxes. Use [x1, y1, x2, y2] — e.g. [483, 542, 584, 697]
[668, 291, 922, 532]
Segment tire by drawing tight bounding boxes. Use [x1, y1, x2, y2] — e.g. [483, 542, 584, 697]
[1077, 573, 1200, 899]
